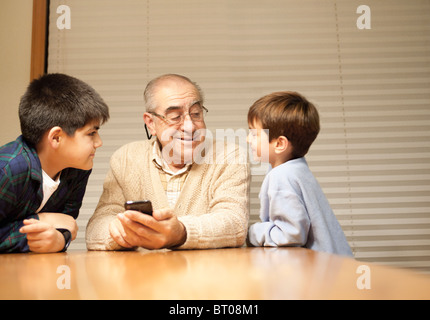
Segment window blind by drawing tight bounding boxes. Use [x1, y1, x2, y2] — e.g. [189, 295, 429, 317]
[48, 0, 430, 273]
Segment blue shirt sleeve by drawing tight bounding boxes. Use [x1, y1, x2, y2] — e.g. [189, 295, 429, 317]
[248, 171, 311, 247]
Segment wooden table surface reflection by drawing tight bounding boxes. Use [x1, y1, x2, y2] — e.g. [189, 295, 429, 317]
[1, 247, 430, 300]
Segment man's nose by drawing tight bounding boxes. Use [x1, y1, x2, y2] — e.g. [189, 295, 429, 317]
[181, 115, 195, 133]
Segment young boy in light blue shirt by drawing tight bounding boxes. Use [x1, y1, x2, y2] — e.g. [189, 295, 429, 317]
[246, 91, 352, 256]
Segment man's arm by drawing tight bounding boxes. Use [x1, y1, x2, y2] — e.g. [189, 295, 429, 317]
[87, 142, 250, 251]
[118, 143, 250, 250]
[177, 145, 250, 249]
[86, 156, 128, 251]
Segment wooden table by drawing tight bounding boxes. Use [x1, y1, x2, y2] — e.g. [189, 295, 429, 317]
[1, 247, 429, 300]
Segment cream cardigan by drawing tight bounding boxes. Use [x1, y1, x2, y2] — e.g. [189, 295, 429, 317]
[86, 139, 250, 250]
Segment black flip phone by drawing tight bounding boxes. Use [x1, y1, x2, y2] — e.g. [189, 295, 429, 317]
[124, 200, 153, 215]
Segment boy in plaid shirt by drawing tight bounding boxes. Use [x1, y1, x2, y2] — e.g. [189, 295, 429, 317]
[0, 73, 109, 253]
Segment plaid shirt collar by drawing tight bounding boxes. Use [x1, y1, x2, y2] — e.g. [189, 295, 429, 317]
[17, 136, 43, 184]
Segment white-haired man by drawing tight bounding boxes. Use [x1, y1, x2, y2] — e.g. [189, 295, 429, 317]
[86, 74, 250, 250]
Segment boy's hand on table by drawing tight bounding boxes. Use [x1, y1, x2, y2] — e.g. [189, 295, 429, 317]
[37, 212, 78, 240]
[19, 219, 65, 253]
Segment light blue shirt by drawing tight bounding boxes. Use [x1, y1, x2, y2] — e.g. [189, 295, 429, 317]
[248, 157, 353, 256]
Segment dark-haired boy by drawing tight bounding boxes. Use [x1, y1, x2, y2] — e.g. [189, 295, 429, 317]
[0, 73, 109, 253]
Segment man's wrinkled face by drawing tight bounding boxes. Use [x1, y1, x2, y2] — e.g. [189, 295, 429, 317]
[144, 79, 206, 167]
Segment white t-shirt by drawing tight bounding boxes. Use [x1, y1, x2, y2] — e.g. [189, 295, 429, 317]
[36, 170, 61, 213]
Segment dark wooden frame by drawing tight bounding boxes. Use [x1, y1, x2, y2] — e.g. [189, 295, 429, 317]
[30, 0, 48, 81]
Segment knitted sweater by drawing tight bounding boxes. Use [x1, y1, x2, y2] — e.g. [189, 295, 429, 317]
[86, 138, 250, 250]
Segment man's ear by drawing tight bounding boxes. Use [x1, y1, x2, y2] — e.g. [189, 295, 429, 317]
[143, 113, 156, 136]
[273, 136, 290, 154]
[47, 126, 64, 149]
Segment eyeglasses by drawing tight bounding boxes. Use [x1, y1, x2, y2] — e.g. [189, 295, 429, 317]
[144, 105, 208, 139]
[149, 105, 208, 126]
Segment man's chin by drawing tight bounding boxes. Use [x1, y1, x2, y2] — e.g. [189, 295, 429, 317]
[163, 138, 203, 165]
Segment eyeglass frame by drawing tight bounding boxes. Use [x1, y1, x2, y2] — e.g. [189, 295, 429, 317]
[144, 105, 208, 139]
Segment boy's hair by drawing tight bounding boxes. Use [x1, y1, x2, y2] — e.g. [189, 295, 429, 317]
[19, 73, 110, 146]
[248, 91, 320, 158]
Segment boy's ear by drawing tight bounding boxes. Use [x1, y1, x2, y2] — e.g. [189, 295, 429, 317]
[47, 126, 64, 149]
[274, 136, 290, 154]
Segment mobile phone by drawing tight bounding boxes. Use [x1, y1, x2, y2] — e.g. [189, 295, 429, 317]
[124, 200, 153, 215]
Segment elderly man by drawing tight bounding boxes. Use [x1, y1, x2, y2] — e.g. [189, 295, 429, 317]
[86, 74, 250, 250]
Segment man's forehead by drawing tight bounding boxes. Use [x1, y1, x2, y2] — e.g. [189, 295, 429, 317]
[155, 80, 201, 108]
[158, 78, 198, 93]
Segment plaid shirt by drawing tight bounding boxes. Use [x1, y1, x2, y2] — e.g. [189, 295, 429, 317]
[0, 136, 91, 253]
[151, 140, 191, 208]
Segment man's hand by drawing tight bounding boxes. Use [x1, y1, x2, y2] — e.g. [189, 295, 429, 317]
[109, 217, 133, 249]
[19, 219, 65, 253]
[110, 208, 187, 250]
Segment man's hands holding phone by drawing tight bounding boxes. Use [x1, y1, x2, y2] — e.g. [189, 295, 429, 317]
[109, 204, 187, 250]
